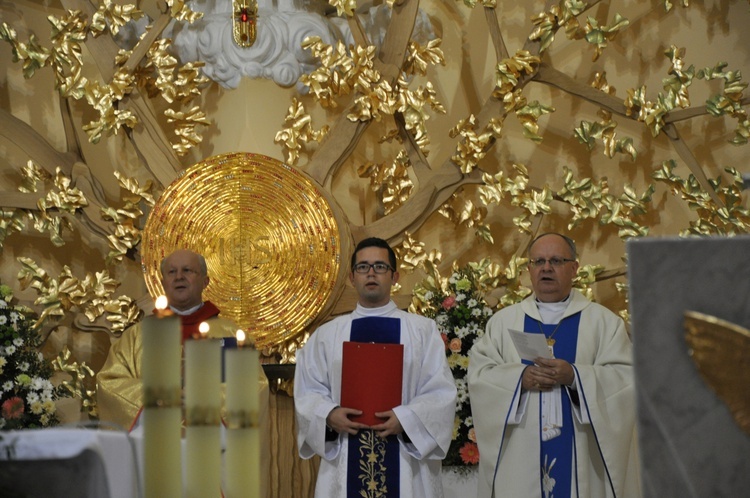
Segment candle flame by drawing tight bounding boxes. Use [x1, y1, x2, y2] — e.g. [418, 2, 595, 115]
[236, 329, 246, 345]
[155, 295, 168, 310]
[199, 322, 210, 336]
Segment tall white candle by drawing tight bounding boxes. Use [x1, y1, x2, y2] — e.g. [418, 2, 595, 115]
[142, 296, 182, 498]
[224, 329, 261, 498]
[185, 321, 222, 498]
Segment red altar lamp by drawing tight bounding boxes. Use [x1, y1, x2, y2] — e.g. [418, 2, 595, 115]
[233, 0, 258, 48]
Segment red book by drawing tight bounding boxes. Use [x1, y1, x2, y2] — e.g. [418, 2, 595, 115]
[340, 341, 404, 426]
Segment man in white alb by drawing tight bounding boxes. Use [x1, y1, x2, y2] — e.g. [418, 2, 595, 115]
[468, 233, 641, 498]
[294, 237, 457, 498]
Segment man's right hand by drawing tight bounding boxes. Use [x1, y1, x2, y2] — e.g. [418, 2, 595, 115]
[326, 406, 369, 435]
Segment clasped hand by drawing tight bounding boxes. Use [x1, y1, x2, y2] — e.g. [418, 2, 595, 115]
[326, 407, 403, 438]
[522, 357, 574, 391]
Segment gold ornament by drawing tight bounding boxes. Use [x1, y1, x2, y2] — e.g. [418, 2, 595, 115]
[141, 152, 350, 352]
[232, 0, 258, 48]
[684, 310, 750, 435]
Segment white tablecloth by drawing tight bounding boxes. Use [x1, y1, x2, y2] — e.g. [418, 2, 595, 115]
[0, 427, 141, 498]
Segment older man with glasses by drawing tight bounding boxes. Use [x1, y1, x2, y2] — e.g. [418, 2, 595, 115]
[468, 233, 641, 498]
[294, 237, 457, 498]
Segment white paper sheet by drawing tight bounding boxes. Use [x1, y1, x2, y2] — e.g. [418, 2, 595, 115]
[509, 328, 554, 362]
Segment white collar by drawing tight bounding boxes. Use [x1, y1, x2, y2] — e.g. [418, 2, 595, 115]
[535, 294, 570, 324]
[353, 300, 397, 317]
[170, 302, 203, 316]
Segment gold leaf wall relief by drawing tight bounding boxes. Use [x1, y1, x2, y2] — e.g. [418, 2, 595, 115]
[684, 311, 750, 435]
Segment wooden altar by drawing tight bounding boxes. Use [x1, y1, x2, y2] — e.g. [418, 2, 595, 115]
[262, 365, 319, 497]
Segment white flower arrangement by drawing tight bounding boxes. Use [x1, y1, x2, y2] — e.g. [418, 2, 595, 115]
[0, 285, 66, 430]
[412, 263, 494, 468]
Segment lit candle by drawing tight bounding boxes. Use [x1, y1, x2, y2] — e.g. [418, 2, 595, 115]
[185, 321, 222, 498]
[142, 296, 182, 498]
[224, 329, 261, 498]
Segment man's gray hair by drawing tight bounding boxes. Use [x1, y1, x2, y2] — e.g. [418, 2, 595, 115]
[160, 251, 208, 276]
[528, 233, 578, 259]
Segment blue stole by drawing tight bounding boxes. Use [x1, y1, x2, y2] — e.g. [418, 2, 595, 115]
[346, 316, 401, 498]
[523, 312, 581, 498]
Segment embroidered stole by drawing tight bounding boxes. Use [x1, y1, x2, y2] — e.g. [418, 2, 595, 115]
[347, 316, 401, 498]
[523, 312, 581, 498]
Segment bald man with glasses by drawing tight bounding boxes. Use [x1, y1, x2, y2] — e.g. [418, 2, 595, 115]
[294, 237, 456, 498]
[468, 233, 641, 498]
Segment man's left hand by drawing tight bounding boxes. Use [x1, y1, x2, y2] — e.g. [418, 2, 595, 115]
[370, 410, 403, 438]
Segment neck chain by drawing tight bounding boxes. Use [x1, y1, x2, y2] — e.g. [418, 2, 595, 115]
[538, 318, 564, 347]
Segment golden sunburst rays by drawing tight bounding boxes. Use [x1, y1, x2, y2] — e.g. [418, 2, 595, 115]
[141, 152, 350, 358]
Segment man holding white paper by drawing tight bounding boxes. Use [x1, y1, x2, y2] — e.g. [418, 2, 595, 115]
[468, 233, 641, 498]
[294, 237, 457, 498]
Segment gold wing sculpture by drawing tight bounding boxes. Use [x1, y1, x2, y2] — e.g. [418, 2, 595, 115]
[684, 310, 750, 435]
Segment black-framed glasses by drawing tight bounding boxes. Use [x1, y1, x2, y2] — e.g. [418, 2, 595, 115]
[352, 262, 394, 274]
[528, 257, 576, 268]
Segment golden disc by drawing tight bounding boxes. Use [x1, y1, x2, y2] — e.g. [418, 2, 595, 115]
[141, 152, 348, 350]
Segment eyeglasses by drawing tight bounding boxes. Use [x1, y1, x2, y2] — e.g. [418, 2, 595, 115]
[352, 262, 394, 274]
[528, 257, 576, 268]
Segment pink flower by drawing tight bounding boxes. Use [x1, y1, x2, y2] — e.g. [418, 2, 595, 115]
[459, 442, 480, 464]
[2, 396, 25, 419]
[449, 338, 462, 353]
[442, 296, 456, 309]
[468, 427, 477, 443]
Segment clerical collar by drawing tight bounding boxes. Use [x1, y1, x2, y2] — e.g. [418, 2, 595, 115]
[535, 294, 570, 324]
[170, 302, 204, 316]
[354, 300, 397, 316]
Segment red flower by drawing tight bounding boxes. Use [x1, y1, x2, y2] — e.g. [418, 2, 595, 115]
[459, 442, 480, 464]
[442, 296, 456, 310]
[2, 396, 25, 419]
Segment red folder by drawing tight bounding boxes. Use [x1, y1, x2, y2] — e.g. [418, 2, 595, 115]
[340, 341, 404, 426]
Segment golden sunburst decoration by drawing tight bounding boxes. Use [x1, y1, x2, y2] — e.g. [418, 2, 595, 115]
[141, 152, 350, 354]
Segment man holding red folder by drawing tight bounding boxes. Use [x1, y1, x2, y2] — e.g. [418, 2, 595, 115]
[295, 237, 457, 497]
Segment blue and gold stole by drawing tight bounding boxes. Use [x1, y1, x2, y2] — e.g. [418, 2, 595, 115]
[523, 312, 581, 498]
[346, 316, 401, 498]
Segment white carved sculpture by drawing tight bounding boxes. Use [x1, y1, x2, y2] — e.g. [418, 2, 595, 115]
[162, 0, 434, 89]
